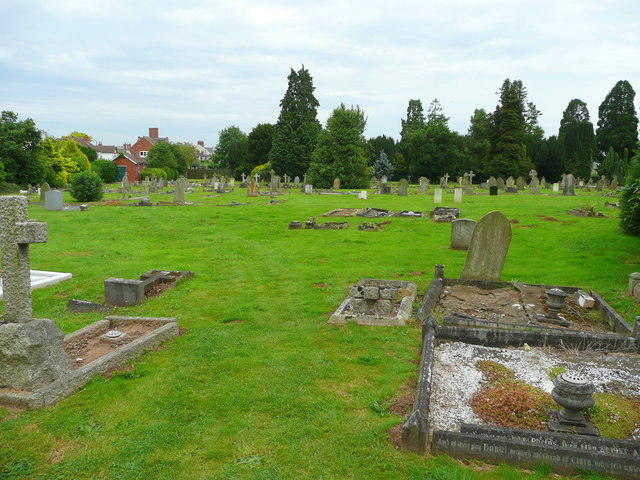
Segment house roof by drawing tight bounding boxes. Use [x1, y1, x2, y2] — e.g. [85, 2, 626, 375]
[94, 144, 118, 154]
[117, 151, 147, 165]
[137, 136, 169, 147]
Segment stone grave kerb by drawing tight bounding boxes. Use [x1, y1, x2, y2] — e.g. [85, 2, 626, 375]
[0, 196, 48, 323]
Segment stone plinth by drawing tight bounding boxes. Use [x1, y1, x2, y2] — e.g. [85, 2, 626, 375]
[628, 272, 640, 300]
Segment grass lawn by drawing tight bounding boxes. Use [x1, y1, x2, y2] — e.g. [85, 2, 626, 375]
[1, 183, 638, 480]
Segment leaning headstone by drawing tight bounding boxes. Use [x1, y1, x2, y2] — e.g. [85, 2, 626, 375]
[44, 190, 63, 211]
[0, 196, 72, 391]
[397, 179, 409, 196]
[333, 178, 340, 190]
[496, 178, 505, 190]
[39, 182, 50, 202]
[563, 174, 576, 196]
[610, 177, 619, 190]
[460, 210, 512, 281]
[304, 184, 313, 194]
[454, 187, 462, 203]
[451, 218, 477, 250]
[433, 187, 443, 204]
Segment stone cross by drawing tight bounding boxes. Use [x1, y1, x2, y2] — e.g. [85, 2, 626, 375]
[303, 173, 308, 185]
[283, 174, 290, 184]
[241, 173, 246, 183]
[468, 171, 476, 185]
[0, 196, 48, 323]
[254, 173, 260, 184]
[529, 169, 538, 179]
[270, 169, 276, 180]
[443, 173, 450, 185]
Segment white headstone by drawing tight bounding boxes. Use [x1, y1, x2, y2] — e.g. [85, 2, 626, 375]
[552, 183, 559, 192]
[434, 187, 442, 204]
[454, 187, 463, 203]
[44, 190, 63, 211]
[304, 184, 313, 194]
[358, 191, 367, 200]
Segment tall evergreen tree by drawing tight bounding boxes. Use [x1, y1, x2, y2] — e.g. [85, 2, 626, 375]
[461, 108, 491, 176]
[596, 80, 639, 160]
[400, 99, 426, 138]
[399, 99, 427, 174]
[558, 99, 595, 179]
[307, 104, 369, 189]
[485, 79, 533, 178]
[620, 148, 640, 235]
[269, 66, 321, 177]
[247, 123, 275, 171]
[366, 135, 396, 165]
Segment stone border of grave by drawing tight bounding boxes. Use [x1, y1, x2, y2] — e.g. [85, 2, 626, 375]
[329, 279, 417, 326]
[0, 316, 178, 409]
[400, 267, 639, 479]
[0, 270, 72, 298]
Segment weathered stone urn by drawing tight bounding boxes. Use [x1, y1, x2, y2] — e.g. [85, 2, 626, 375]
[549, 371, 599, 436]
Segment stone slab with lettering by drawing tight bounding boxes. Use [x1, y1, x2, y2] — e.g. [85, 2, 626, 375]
[460, 210, 511, 281]
[44, 190, 63, 211]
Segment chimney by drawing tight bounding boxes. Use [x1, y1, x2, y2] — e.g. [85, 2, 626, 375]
[198, 140, 204, 147]
[149, 128, 159, 138]
[84, 135, 90, 142]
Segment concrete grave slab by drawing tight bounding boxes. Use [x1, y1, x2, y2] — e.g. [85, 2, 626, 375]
[0, 270, 72, 298]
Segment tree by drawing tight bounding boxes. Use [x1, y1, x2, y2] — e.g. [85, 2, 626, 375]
[79, 145, 98, 162]
[461, 109, 491, 176]
[524, 101, 544, 138]
[596, 80, 639, 160]
[214, 126, 248, 172]
[0, 111, 46, 186]
[269, 66, 321, 177]
[485, 79, 533, 178]
[68, 171, 104, 202]
[92, 159, 117, 183]
[558, 99, 595, 179]
[373, 151, 394, 178]
[399, 99, 427, 174]
[307, 104, 370, 189]
[40, 137, 80, 187]
[600, 147, 629, 183]
[59, 139, 90, 172]
[147, 142, 179, 179]
[171, 143, 198, 174]
[400, 99, 426, 138]
[366, 135, 396, 165]
[247, 123, 275, 172]
[620, 148, 640, 235]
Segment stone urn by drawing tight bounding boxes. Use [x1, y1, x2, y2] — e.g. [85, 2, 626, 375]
[551, 372, 595, 426]
[546, 288, 568, 315]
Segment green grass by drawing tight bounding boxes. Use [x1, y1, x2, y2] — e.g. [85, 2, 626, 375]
[0, 184, 637, 480]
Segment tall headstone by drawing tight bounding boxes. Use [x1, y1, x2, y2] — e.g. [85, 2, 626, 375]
[434, 187, 443, 204]
[150, 175, 158, 194]
[397, 179, 409, 196]
[516, 176, 526, 190]
[496, 178, 505, 190]
[610, 177, 619, 190]
[39, 182, 50, 202]
[506, 177, 515, 189]
[529, 170, 540, 194]
[419, 177, 430, 192]
[44, 190, 63, 211]
[174, 177, 186, 203]
[333, 178, 340, 190]
[540, 177, 547, 189]
[460, 210, 512, 282]
[563, 174, 576, 196]
[121, 175, 130, 192]
[450, 218, 477, 250]
[454, 187, 463, 203]
[488, 176, 497, 188]
[142, 177, 151, 200]
[294, 176, 300, 187]
[0, 196, 72, 391]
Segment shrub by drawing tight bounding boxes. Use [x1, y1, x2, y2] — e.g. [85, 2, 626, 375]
[92, 160, 117, 183]
[68, 171, 104, 202]
[250, 162, 271, 177]
[0, 182, 20, 193]
[140, 168, 168, 180]
[620, 149, 640, 235]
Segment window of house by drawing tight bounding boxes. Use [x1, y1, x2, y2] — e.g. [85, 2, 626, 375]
[139, 151, 148, 157]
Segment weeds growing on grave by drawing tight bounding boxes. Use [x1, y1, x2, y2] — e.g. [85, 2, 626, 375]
[0, 183, 637, 480]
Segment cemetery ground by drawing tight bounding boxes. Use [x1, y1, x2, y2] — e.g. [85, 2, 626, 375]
[1, 183, 639, 480]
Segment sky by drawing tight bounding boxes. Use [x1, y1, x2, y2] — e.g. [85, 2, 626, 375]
[1, 0, 639, 148]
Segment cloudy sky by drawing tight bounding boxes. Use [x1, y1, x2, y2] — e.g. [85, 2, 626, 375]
[1, 0, 639, 147]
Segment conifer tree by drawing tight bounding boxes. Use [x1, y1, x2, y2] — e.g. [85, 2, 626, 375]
[269, 66, 321, 177]
[620, 148, 640, 235]
[373, 151, 394, 178]
[596, 80, 639, 160]
[559, 99, 595, 180]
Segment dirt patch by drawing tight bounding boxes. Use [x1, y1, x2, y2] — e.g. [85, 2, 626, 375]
[65, 322, 157, 368]
[388, 378, 416, 416]
[509, 219, 519, 224]
[542, 217, 558, 221]
[101, 364, 133, 379]
[408, 272, 424, 277]
[145, 282, 173, 298]
[313, 283, 332, 288]
[513, 224, 535, 228]
[387, 422, 403, 449]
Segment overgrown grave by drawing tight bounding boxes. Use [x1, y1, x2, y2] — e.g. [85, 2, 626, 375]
[0, 197, 180, 409]
[399, 210, 640, 479]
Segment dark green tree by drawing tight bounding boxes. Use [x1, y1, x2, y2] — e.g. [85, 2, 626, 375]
[461, 109, 491, 176]
[366, 135, 396, 165]
[620, 148, 640, 235]
[558, 99, 595, 179]
[170, 143, 197, 174]
[596, 80, 639, 160]
[307, 104, 370, 189]
[247, 123, 275, 172]
[92, 159, 117, 183]
[79, 145, 98, 162]
[399, 99, 426, 173]
[0, 111, 46, 186]
[485, 79, 533, 178]
[400, 99, 426, 138]
[147, 142, 179, 179]
[600, 147, 629, 183]
[214, 126, 248, 173]
[68, 171, 104, 202]
[373, 151, 394, 178]
[269, 66, 321, 177]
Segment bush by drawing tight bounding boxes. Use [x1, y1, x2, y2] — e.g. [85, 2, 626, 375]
[140, 168, 168, 180]
[0, 182, 20, 193]
[92, 160, 117, 183]
[250, 162, 271, 177]
[620, 149, 640, 236]
[68, 171, 104, 202]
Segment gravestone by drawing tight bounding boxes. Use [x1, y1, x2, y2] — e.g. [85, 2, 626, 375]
[488, 177, 497, 188]
[505, 177, 515, 189]
[489, 186, 498, 196]
[563, 174, 576, 196]
[247, 179, 258, 197]
[553, 183, 559, 192]
[333, 178, 340, 190]
[460, 210, 512, 281]
[451, 218, 477, 250]
[294, 176, 300, 187]
[150, 175, 158, 194]
[419, 177, 429, 192]
[358, 191, 368, 199]
[44, 190, 63, 211]
[529, 170, 540, 194]
[304, 184, 313, 194]
[454, 187, 462, 203]
[39, 182, 50, 202]
[434, 187, 442, 204]
[173, 177, 187, 203]
[516, 176, 526, 190]
[397, 179, 409, 196]
[496, 178, 505, 190]
[381, 175, 388, 184]
[610, 177, 619, 190]
[122, 175, 130, 192]
[0, 196, 72, 391]
[540, 177, 547, 189]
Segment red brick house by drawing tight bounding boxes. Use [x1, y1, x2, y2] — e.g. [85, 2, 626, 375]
[115, 128, 169, 182]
